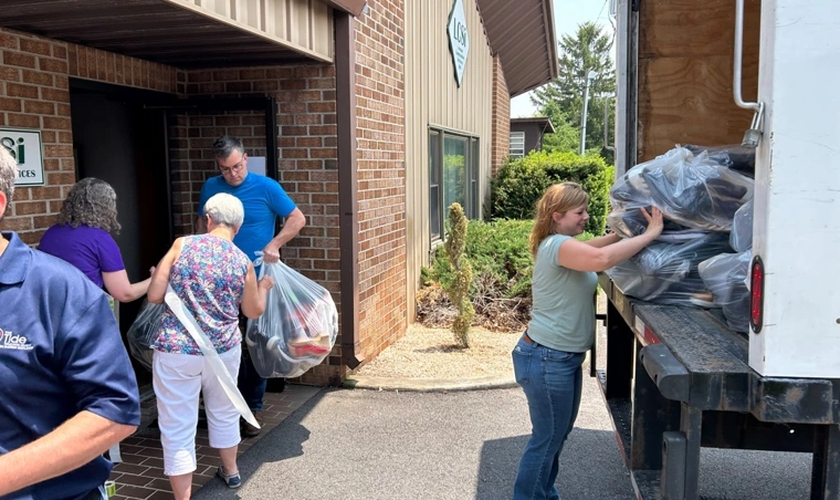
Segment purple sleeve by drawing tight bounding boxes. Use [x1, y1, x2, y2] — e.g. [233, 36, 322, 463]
[96, 231, 125, 273]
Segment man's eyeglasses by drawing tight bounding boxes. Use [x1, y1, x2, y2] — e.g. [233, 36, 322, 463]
[219, 160, 245, 175]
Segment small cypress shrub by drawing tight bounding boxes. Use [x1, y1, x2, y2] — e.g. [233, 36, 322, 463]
[444, 203, 474, 348]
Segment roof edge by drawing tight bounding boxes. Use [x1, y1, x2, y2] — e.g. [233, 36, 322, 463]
[322, 0, 367, 17]
[477, 0, 559, 97]
[542, 0, 559, 81]
[511, 116, 556, 134]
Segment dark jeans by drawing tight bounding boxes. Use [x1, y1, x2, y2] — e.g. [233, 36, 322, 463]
[511, 336, 585, 500]
[238, 313, 266, 412]
[238, 352, 266, 412]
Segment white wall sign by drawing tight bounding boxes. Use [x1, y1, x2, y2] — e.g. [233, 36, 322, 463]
[1, 128, 44, 186]
[447, 0, 470, 87]
[247, 156, 266, 176]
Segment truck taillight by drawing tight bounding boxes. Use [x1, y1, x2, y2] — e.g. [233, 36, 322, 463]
[750, 256, 764, 333]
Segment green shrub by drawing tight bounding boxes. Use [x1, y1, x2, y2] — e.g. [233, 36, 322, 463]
[491, 151, 614, 235]
[429, 218, 535, 299]
[419, 220, 597, 331]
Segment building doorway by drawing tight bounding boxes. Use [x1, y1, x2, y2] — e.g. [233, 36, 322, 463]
[70, 79, 173, 390]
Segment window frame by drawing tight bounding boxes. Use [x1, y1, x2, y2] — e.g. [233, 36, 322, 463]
[429, 127, 480, 243]
[509, 130, 525, 158]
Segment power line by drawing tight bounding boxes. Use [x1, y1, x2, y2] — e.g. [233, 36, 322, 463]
[596, 0, 610, 25]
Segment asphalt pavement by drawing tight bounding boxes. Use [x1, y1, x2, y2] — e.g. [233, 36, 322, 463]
[192, 358, 815, 500]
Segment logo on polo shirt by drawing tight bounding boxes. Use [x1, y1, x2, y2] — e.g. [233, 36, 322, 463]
[0, 328, 34, 351]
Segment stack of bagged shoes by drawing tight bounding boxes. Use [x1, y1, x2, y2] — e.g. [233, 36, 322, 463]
[696, 199, 755, 332]
[606, 144, 755, 308]
[608, 145, 754, 239]
[606, 232, 732, 305]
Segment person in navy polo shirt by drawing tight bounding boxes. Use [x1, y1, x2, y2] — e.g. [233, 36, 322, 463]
[0, 147, 141, 500]
[196, 136, 306, 438]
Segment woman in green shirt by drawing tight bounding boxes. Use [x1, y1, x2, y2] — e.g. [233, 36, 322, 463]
[512, 182, 662, 500]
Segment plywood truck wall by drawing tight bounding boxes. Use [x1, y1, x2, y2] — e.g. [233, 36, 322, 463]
[637, 0, 761, 161]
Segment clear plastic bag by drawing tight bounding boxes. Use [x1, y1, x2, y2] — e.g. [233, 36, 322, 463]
[126, 301, 166, 372]
[245, 260, 338, 379]
[606, 232, 732, 305]
[608, 146, 754, 239]
[729, 198, 754, 252]
[685, 144, 756, 177]
[698, 251, 751, 332]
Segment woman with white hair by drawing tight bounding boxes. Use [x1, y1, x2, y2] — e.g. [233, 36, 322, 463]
[147, 192, 274, 500]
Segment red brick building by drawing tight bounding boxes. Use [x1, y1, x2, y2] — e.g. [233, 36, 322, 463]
[0, 0, 557, 386]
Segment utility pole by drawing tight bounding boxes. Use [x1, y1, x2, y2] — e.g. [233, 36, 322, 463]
[579, 70, 597, 155]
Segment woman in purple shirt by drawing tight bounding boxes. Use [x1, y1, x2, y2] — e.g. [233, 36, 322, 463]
[38, 177, 151, 302]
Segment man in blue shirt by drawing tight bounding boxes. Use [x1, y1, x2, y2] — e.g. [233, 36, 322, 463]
[197, 136, 306, 437]
[0, 147, 140, 500]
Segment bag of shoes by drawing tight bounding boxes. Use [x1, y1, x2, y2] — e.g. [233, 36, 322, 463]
[685, 144, 756, 177]
[126, 301, 167, 372]
[608, 146, 754, 239]
[606, 232, 732, 305]
[729, 198, 754, 253]
[698, 251, 751, 332]
[245, 260, 338, 379]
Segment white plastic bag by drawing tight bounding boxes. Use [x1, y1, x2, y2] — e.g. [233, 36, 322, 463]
[126, 301, 166, 372]
[246, 260, 338, 379]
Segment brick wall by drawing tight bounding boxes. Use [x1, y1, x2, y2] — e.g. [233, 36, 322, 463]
[174, 65, 344, 385]
[353, 0, 409, 363]
[0, 28, 179, 245]
[0, 18, 412, 385]
[167, 109, 268, 236]
[490, 54, 510, 178]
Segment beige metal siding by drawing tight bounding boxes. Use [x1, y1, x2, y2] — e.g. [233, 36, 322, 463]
[404, 0, 495, 321]
[166, 0, 334, 62]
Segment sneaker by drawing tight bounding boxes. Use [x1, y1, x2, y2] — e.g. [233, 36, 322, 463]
[241, 410, 263, 438]
[690, 291, 717, 309]
[217, 466, 242, 489]
[288, 335, 331, 357]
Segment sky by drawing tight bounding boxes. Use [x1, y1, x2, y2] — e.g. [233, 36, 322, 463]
[510, 0, 615, 118]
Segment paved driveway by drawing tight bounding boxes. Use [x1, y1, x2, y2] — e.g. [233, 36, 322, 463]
[194, 372, 814, 500]
[193, 380, 636, 500]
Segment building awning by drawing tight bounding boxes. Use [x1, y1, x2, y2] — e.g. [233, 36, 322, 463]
[324, 0, 366, 16]
[476, 0, 559, 97]
[0, 0, 343, 68]
[511, 116, 556, 134]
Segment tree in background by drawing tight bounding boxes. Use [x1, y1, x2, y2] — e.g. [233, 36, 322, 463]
[532, 22, 616, 162]
[538, 101, 582, 154]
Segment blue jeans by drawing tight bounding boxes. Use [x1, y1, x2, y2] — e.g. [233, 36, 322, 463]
[238, 314, 266, 412]
[238, 352, 266, 412]
[512, 336, 585, 500]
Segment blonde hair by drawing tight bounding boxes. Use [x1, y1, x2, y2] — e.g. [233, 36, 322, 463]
[529, 182, 590, 257]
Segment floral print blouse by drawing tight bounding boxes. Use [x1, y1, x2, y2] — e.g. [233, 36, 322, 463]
[152, 234, 251, 355]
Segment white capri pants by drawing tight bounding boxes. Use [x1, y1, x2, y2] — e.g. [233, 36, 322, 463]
[153, 345, 242, 476]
